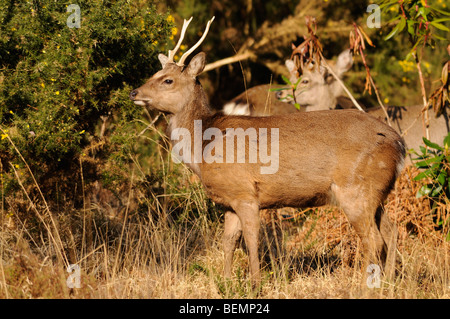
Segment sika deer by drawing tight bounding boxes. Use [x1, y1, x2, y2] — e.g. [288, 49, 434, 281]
[223, 49, 354, 116]
[130, 17, 405, 285]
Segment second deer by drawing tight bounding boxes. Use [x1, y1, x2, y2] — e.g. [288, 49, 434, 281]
[223, 49, 354, 116]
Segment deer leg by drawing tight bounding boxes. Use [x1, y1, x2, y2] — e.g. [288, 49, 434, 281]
[350, 213, 385, 271]
[332, 185, 385, 278]
[343, 207, 385, 289]
[223, 211, 242, 278]
[378, 206, 398, 280]
[233, 201, 261, 286]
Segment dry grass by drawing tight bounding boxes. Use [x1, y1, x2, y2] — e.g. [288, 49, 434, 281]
[0, 162, 449, 299]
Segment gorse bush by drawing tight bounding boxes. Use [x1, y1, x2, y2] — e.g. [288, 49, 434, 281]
[0, 0, 173, 204]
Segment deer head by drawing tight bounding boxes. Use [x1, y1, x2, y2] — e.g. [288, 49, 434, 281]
[129, 17, 215, 115]
[282, 49, 354, 110]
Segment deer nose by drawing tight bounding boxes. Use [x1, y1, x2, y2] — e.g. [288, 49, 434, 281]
[275, 91, 283, 99]
[129, 90, 138, 100]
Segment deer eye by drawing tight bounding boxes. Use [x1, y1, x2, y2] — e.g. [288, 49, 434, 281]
[301, 79, 309, 84]
[164, 79, 173, 84]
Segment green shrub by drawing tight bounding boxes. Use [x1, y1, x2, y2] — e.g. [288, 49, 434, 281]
[413, 133, 450, 240]
[0, 0, 173, 205]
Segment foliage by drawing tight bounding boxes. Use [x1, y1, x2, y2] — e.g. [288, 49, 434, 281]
[0, 0, 173, 204]
[414, 134, 450, 198]
[428, 48, 450, 116]
[269, 76, 302, 110]
[413, 133, 450, 239]
[374, 0, 450, 107]
[381, 0, 450, 46]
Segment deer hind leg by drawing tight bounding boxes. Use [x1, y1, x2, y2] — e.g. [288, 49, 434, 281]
[332, 184, 386, 275]
[232, 201, 261, 286]
[378, 206, 398, 280]
[223, 211, 242, 278]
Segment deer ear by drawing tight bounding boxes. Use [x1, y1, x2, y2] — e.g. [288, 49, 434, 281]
[335, 49, 353, 76]
[158, 54, 169, 68]
[285, 59, 296, 73]
[186, 52, 206, 77]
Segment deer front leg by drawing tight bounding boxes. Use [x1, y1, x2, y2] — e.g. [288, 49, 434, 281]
[223, 211, 242, 278]
[233, 201, 261, 286]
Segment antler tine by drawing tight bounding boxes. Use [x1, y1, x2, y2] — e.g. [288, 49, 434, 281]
[167, 16, 193, 62]
[178, 16, 215, 66]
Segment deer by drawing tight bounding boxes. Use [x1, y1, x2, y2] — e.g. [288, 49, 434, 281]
[222, 49, 354, 116]
[129, 16, 405, 286]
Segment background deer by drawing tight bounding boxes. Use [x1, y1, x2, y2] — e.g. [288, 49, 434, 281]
[222, 49, 354, 116]
[130, 17, 405, 285]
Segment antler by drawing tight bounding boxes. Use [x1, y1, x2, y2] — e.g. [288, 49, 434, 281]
[178, 16, 215, 66]
[167, 16, 193, 63]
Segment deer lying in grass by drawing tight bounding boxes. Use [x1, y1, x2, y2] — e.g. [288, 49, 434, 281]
[223, 49, 354, 116]
[130, 17, 405, 285]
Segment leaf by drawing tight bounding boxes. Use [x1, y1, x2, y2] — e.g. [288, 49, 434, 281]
[414, 154, 444, 169]
[433, 33, 448, 41]
[431, 185, 443, 197]
[358, 26, 375, 47]
[413, 169, 434, 180]
[434, 94, 443, 116]
[418, 6, 431, 21]
[423, 137, 444, 151]
[384, 19, 401, 41]
[437, 171, 447, 185]
[416, 184, 432, 198]
[281, 75, 292, 86]
[419, 145, 428, 155]
[293, 77, 302, 90]
[429, 6, 450, 16]
[294, 103, 300, 110]
[407, 19, 415, 36]
[380, 0, 398, 10]
[386, 15, 401, 24]
[430, 21, 450, 32]
[432, 17, 450, 23]
[444, 133, 450, 148]
[442, 62, 449, 85]
[397, 17, 406, 33]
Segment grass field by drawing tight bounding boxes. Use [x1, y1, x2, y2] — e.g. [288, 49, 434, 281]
[0, 153, 449, 299]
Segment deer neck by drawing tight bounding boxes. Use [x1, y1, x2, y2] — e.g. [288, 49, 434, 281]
[169, 83, 212, 133]
[167, 83, 212, 177]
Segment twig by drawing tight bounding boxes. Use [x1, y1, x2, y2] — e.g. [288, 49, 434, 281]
[358, 46, 392, 126]
[203, 51, 255, 73]
[138, 113, 161, 137]
[413, 52, 430, 140]
[350, 23, 391, 126]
